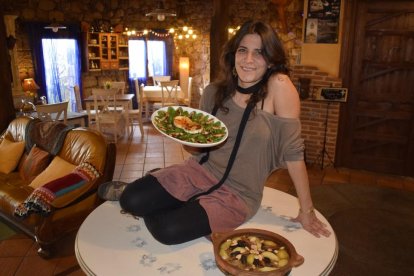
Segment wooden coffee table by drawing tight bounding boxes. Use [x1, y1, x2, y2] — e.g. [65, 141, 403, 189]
[75, 187, 337, 275]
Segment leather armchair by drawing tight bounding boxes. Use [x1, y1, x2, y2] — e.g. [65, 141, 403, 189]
[0, 116, 116, 258]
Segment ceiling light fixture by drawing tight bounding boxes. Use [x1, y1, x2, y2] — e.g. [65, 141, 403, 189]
[44, 19, 67, 32]
[145, 0, 176, 21]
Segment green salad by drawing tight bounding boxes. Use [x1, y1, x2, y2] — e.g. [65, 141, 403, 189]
[153, 106, 227, 144]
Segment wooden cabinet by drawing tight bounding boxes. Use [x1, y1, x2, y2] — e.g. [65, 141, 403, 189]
[86, 32, 101, 71]
[84, 32, 129, 72]
[100, 33, 118, 70]
[118, 34, 129, 71]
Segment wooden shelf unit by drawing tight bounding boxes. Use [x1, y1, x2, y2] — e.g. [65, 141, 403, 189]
[84, 32, 129, 72]
[118, 34, 129, 71]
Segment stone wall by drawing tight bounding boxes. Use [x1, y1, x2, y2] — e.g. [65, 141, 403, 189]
[5, 0, 304, 104]
[5, 0, 345, 167]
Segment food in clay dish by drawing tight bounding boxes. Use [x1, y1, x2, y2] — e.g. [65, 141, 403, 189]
[212, 229, 304, 276]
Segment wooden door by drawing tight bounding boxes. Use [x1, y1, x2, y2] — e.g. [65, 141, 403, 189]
[337, 0, 414, 176]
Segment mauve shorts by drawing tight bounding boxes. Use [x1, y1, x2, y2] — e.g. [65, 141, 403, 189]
[152, 158, 249, 232]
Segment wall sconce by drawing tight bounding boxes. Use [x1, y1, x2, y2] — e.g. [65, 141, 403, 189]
[179, 57, 190, 99]
[22, 78, 40, 98]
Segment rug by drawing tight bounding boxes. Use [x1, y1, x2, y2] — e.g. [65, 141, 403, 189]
[311, 184, 414, 276]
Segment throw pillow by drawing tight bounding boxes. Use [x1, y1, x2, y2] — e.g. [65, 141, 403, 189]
[0, 138, 25, 174]
[29, 156, 76, 189]
[19, 145, 52, 183]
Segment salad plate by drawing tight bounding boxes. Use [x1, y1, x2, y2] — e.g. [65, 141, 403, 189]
[151, 106, 228, 148]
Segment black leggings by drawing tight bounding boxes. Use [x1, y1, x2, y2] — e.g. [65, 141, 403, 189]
[119, 174, 212, 245]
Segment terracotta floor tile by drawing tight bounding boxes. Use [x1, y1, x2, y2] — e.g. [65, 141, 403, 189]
[0, 238, 34, 257]
[165, 161, 184, 167]
[125, 151, 146, 158]
[14, 255, 57, 276]
[120, 170, 143, 179]
[127, 144, 146, 152]
[2, 121, 411, 276]
[115, 153, 126, 164]
[122, 163, 144, 171]
[165, 154, 184, 163]
[0, 256, 22, 276]
[144, 163, 164, 172]
[53, 255, 83, 275]
[144, 156, 165, 164]
[145, 151, 164, 157]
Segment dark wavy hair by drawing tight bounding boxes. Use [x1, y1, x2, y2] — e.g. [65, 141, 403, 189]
[214, 20, 290, 112]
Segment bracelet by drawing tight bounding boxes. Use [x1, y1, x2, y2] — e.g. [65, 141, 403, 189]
[299, 206, 315, 214]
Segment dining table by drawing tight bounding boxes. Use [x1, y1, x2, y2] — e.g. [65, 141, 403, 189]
[142, 85, 184, 120]
[17, 110, 88, 127]
[75, 186, 338, 276]
[83, 93, 134, 136]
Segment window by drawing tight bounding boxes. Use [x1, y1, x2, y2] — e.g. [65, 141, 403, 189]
[42, 39, 81, 112]
[128, 39, 168, 82]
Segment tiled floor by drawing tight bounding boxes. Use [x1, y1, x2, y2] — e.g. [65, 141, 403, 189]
[1, 122, 413, 276]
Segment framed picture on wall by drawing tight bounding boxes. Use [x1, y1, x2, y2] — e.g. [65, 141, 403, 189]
[308, 0, 341, 18]
[306, 0, 341, 44]
[316, 18, 339, 43]
[304, 18, 318, 43]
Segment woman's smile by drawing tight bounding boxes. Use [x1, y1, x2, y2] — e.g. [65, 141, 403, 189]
[235, 33, 268, 88]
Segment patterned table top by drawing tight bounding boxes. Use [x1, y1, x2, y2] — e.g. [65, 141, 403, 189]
[75, 187, 337, 275]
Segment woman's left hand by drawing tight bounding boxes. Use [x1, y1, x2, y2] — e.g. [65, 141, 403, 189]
[292, 210, 331, 238]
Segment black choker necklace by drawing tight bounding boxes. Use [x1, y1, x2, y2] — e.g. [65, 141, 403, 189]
[236, 80, 263, 94]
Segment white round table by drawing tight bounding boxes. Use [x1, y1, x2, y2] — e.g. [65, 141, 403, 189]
[75, 187, 337, 275]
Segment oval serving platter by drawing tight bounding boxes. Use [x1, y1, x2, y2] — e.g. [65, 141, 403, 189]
[151, 106, 228, 148]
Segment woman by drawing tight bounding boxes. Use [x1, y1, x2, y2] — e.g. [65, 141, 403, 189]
[110, 20, 330, 244]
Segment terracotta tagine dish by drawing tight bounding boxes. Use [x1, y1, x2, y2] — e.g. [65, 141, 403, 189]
[212, 228, 304, 276]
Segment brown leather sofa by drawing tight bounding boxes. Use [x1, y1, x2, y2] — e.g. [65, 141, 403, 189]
[0, 116, 116, 258]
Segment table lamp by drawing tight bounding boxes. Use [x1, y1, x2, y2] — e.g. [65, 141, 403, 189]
[22, 78, 40, 99]
[21, 78, 40, 114]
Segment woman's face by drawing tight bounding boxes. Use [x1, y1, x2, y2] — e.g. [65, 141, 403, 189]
[234, 33, 269, 88]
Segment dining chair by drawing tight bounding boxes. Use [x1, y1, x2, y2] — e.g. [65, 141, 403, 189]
[74, 85, 93, 124]
[110, 81, 126, 95]
[36, 101, 69, 124]
[91, 88, 126, 143]
[126, 79, 145, 137]
[73, 85, 83, 112]
[153, 80, 180, 110]
[152, 75, 171, 86]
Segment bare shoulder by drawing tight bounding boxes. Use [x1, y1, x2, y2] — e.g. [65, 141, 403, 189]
[267, 73, 300, 118]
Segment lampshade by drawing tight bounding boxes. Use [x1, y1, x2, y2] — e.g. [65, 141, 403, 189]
[179, 57, 190, 99]
[22, 78, 40, 92]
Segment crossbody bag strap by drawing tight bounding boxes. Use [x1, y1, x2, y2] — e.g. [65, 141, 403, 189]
[189, 104, 254, 201]
[198, 105, 219, 165]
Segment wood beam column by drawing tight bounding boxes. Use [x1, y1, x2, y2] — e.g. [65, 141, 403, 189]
[0, 9, 16, 133]
[210, 0, 229, 82]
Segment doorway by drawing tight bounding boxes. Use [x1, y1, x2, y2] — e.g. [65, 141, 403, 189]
[337, 0, 414, 176]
